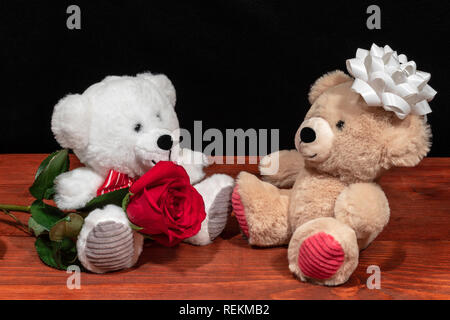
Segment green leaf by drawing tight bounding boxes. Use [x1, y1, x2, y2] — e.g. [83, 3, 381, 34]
[34, 151, 58, 180]
[79, 188, 129, 212]
[43, 186, 56, 200]
[121, 192, 143, 231]
[29, 149, 70, 200]
[129, 221, 143, 231]
[30, 200, 66, 230]
[49, 213, 84, 241]
[35, 236, 60, 269]
[28, 217, 48, 237]
[63, 213, 84, 238]
[35, 235, 80, 271]
[121, 192, 131, 211]
[49, 219, 66, 241]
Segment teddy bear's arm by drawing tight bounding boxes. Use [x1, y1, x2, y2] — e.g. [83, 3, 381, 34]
[259, 150, 307, 188]
[173, 147, 208, 184]
[53, 167, 105, 210]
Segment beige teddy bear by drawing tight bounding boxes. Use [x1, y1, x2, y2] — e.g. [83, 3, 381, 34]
[232, 67, 433, 286]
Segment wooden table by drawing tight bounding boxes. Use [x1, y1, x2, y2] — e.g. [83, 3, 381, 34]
[0, 154, 449, 300]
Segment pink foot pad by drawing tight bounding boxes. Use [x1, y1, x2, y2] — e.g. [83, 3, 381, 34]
[231, 186, 249, 238]
[298, 232, 345, 280]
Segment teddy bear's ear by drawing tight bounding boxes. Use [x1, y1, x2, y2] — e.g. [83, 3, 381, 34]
[308, 70, 353, 104]
[138, 72, 176, 107]
[383, 115, 431, 168]
[102, 75, 121, 83]
[51, 94, 90, 150]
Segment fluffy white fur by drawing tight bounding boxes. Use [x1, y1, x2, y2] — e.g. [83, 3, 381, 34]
[77, 205, 144, 274]
[187, 174, 234, 245]
[172, 146, 209, 184]
[52, 73, 234, 273]
[54, 167, 104, 210]
[52, 73, 180, 178]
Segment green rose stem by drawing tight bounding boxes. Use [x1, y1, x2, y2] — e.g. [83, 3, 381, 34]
[0, 204, 32, 235]
[0, 204, 31, 213]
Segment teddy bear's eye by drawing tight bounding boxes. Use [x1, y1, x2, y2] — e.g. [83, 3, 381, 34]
[336, 120, 345, 130]
[134, 123, 142, 132]
[156, 112, 162, 121]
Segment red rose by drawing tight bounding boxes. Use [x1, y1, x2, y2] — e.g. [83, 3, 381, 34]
[126, 161, 206, 246]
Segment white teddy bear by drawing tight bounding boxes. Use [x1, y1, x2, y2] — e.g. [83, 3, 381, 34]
[51, 72, 234, 273]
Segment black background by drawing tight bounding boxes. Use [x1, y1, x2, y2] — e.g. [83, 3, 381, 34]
[1, 0, 449, 155]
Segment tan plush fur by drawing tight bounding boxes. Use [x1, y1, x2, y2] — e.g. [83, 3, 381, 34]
[335, 183, 390, 250]
[235, 70, 431, 286]
[237, 172, 291, 246]
[288, 172, 346, 229]
[308, 70, 352, 105]
[260, 150, 306, 188]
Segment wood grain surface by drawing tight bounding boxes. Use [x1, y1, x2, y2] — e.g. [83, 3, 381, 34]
[0, 154, 449, 300]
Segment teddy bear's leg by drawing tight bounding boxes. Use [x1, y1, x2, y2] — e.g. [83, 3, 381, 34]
[232, 171, 291, 246]
[77, 204, 144, 274]
[259, 150, 307, 188]
[334, 183, 390, 250]
[184, 174, 235, 246]
[288, 217, 359, 286]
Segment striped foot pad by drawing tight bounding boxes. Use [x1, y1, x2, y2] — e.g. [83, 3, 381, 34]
[207, 185, 234, 241]
[298, 232, 345, 280]
[85, 221, 135, 273]
[231, 186, 249, 238]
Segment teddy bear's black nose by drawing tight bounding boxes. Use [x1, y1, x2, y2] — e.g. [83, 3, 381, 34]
[157, 134, 173, 151]
[300, 127, 316, 143]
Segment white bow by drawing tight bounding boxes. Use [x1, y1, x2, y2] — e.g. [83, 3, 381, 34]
[346, 44, 436, 119]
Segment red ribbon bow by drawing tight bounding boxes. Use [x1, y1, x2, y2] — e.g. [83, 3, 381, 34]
[96, 169, 135, 196]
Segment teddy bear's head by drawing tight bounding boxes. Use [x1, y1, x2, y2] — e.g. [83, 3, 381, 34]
[295, 70, 431, 182]
[51, 73, 180, 178]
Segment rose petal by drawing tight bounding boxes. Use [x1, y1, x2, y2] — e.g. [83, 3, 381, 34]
[126, 161, 207, 247]
[130, 161, 190, 194]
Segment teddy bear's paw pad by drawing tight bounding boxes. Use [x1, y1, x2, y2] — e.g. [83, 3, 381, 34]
[231, 186, 249, 238]
[84, 221, 135, 272]
[207, 185, 234, 240]
[298, 232, 344, 280]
